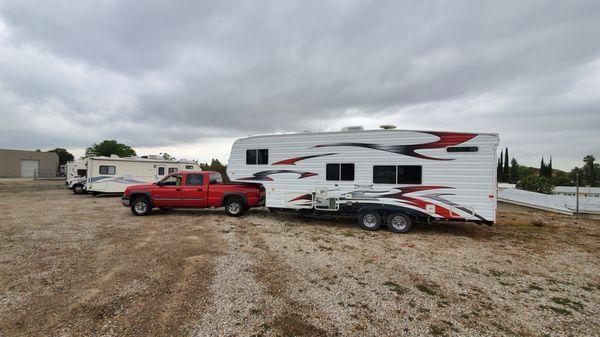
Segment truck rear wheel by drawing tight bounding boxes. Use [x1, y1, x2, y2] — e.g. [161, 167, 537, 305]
[358, 211, 382, 231]
[386, 213, 412, 233]
[131, 197, 152, 216]
[225, 197, 245, 217]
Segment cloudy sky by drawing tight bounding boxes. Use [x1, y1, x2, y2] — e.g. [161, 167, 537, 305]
[0, 0, 598, 170]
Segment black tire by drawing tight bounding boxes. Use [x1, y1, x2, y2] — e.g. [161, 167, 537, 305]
[225, 197, 245, 217]
[131, 197, 152, 216]
[358, 211, 382, 231]
[73, 185, 85, 195]
[386, 213, 412, 233]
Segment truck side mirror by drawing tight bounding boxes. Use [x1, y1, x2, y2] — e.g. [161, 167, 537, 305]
[156, 181, 164, 186]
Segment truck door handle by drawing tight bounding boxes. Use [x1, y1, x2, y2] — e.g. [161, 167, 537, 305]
[197, 188, 203, 191]
[176, 188, 181, 191]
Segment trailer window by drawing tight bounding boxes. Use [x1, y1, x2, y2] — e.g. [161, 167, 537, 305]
[447, 146, 478, 152]
[373, 165, 422, 184]
[168, 167, 178, 173]
[397, 165, 422, 184]
[185, 165, 194, 169]
[326, 163, 354, 181]
[158, 167, 165, 175]
[246, 149, 269, 165]
[373, 166, 396, 184]
[186, 174, 204, 186]
[99, 165, 116, 175]
[76, 169, 87, 176]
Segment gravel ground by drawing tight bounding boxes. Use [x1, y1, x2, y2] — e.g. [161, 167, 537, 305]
[0, 180, 598, 337]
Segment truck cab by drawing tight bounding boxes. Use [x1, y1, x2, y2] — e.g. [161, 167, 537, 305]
[122, 171, 264, 216]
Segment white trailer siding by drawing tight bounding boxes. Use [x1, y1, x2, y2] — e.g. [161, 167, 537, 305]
[86, 157, 201, 193]
[227, 129, 499, 223]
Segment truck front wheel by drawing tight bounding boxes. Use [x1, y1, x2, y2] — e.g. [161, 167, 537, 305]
[225, 197, 245, 217]
[131, 197, 152, 216]
[73, 185, 85, 195]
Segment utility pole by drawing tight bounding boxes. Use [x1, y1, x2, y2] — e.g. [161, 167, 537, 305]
[575, 173, 579, 215]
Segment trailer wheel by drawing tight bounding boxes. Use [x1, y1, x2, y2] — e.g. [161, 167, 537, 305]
[358, 211, 382, 231]
[225, 197, 245, 217]
[73, 185, 85, 195]
[131, 197, 152, 216]
[386, 213, 412, 233]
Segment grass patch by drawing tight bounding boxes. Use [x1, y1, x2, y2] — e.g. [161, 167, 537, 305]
[317, 245, 332, 251]
[250, 308, 261, 315]
[539, 304, 572, 316]
[528, 284, 543, 291]
[429, 324, 447, 337]
[340, 231, 355, 237]
[489, 269, 510, 277]
[551, 297, 584, 312]
[384, 281, 409, 295]
[416, 284, 438, 296]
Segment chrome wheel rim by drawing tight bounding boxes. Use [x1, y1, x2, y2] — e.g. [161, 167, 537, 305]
[135, 202, 147, 214]
[391, 216, 407, 230]
[363, 214, 378, 228]
[228, 202, 241, 214]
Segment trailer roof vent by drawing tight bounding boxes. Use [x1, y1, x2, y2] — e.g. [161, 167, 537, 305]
[147, 155, 163, 159]
[380, 124, 396, 130]
[341, 126, 364, 132]
[110, 154, 120, 158]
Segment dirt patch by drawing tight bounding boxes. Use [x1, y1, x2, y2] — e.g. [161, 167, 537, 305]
[0, 180, 599, 336]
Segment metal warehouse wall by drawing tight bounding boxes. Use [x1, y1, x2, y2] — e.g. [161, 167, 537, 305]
[0, 149, 59, 178]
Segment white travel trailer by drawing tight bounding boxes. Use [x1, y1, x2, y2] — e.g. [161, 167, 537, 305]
[227, 127, 499, 233]
[86, 156, 201, 194]
[65, 159, 88, 194]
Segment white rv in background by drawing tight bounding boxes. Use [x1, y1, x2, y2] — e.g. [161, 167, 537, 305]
[86, 155, 201, 194]
[227, 126, 499, 233]
[65, 159, 88, 194]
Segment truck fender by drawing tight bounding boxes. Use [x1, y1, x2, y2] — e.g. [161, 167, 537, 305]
[221, 192, 248, 207]
[129, 192, 154, 207]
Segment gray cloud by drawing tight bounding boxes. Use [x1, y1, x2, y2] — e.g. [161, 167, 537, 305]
[0, 0, 599, 169]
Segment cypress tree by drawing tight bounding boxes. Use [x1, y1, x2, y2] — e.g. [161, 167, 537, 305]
[510, 158, 519, 183]
[503, 148, 510, 182]
[547, 156, 553, 178]
[540, 157, 545, 177]
[498, 150, 504, 182]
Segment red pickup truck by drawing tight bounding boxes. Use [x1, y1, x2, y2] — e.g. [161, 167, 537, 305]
[121, 171, 264, 216]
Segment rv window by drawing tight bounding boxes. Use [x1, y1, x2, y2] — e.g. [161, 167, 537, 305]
[258, 149, 269, 164]
[99, 165, 116, 175]
[76, 169, 87, 176]
[326, 164, 339, 180]
[168, 167, 178, 173]
[340, 164, 354, 181]
[246, 150, 257, 164]
[326, 163, 355, 181]
[158, 167, 165, 175]
[447, 146, 478, 152]
[397, 165, 422, 184]
[373, 166, 396, 184]
[246, 149, 269, 165]
[186, 174, 204, 186]
[185, 165, 194, 169]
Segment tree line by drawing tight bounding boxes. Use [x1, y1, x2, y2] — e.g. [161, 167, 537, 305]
[497, 147, 598, 193]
